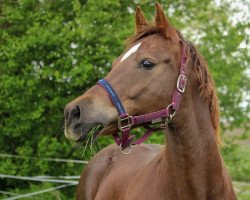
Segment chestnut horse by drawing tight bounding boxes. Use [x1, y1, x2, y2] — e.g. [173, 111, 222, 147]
[64, 3, 236, 200]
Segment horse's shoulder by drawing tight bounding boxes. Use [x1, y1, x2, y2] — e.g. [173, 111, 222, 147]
[76, 143, 163, 200]
[87, 143, 162, 169]
[76, 144, 121, 199]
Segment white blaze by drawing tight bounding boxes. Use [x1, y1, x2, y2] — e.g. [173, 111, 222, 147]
[120, 42, 142, 62]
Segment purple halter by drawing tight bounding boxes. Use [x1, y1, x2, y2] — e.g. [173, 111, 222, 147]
[97, 41, 187, 154]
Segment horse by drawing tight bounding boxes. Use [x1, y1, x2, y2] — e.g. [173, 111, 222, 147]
[64, 3, 236, 200]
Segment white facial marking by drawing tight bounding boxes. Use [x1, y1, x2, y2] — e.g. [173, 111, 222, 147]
[120, 42, 142, 62]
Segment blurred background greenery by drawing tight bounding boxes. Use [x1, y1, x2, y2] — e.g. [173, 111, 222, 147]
[0, 0, 249, 199]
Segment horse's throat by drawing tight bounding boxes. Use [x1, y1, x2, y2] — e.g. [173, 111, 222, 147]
[163, 103, 224, 199]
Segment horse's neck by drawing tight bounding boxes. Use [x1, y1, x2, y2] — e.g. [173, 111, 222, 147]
[161, 93, 235, 199]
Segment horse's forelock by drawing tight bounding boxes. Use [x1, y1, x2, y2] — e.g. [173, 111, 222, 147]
[125, 25, 168, 48]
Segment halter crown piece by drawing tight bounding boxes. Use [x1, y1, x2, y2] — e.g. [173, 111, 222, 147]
[97, 41, 187, 154]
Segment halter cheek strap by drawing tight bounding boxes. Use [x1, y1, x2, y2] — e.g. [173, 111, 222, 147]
[97, 41, 187, 153]
[97, 79, 127, 116]
[97, 79, 136, 150]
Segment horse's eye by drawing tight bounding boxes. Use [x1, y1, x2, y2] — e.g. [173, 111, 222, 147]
[139, 59, 155, 70]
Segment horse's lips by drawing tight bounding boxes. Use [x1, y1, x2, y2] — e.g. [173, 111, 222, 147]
[76, 123, 118, 143]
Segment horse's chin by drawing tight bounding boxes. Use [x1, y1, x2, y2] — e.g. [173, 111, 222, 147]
[65, 129, 85, 142]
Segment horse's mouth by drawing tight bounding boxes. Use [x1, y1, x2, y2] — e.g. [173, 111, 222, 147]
[75, 122, 118, 143]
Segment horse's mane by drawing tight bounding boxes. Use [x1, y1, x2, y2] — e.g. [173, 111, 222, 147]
[126, 25, 221, 145]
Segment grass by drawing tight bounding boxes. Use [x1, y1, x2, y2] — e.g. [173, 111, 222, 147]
[81, 124, 102, 155]
[70, 124, 102, 156]
[223, 142, 250, 200]
[234, 181, 250, 200]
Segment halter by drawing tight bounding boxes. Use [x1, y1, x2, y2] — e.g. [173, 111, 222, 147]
[97, 41, 187, 154]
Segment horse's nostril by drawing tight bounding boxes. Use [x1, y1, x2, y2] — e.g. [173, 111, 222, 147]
[65, 105, 81, 124]
[69, 105, 81, 121]
[70, 106, 81, 119]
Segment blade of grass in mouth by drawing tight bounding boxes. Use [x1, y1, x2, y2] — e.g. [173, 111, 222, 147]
[82, 124, 102, 156]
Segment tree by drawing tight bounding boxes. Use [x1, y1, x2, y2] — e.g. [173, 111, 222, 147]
[0, 0, 249, 199]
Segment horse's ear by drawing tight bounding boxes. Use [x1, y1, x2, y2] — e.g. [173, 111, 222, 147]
[135, 6, 149, 33]
[155, 3, 179, 41]
[155, 3, 170, 31]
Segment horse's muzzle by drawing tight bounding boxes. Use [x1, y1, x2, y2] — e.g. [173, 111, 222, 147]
[64, 103, 92, 141]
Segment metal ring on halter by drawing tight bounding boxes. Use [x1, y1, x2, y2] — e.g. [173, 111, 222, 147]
[118, 144, 132, 155]
[118, 143, 138, 155]
[163, 104, 176, 126]
[167, 104, 176, 118]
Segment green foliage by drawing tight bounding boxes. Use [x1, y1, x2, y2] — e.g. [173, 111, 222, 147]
[0, 0, 249, 199]
[224, 144, 250, 182]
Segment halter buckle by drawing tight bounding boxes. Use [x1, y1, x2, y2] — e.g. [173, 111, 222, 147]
[118, 114, 132, 131]
[177, 74, 187, 93]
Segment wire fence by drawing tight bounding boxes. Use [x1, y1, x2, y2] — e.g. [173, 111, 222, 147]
[0, 153, 87, 200]
[0, 174, 78, 184]
[0, 153, 88, 164]
[3, 183, 77, 200]
[1, 153, 250, 199]
[0, 173, 78, 200]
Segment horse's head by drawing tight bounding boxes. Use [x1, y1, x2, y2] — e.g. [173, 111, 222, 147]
[64, 3, 187, 142]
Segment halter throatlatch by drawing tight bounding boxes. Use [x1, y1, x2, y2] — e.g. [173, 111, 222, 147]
[97, 41, 187, 154]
